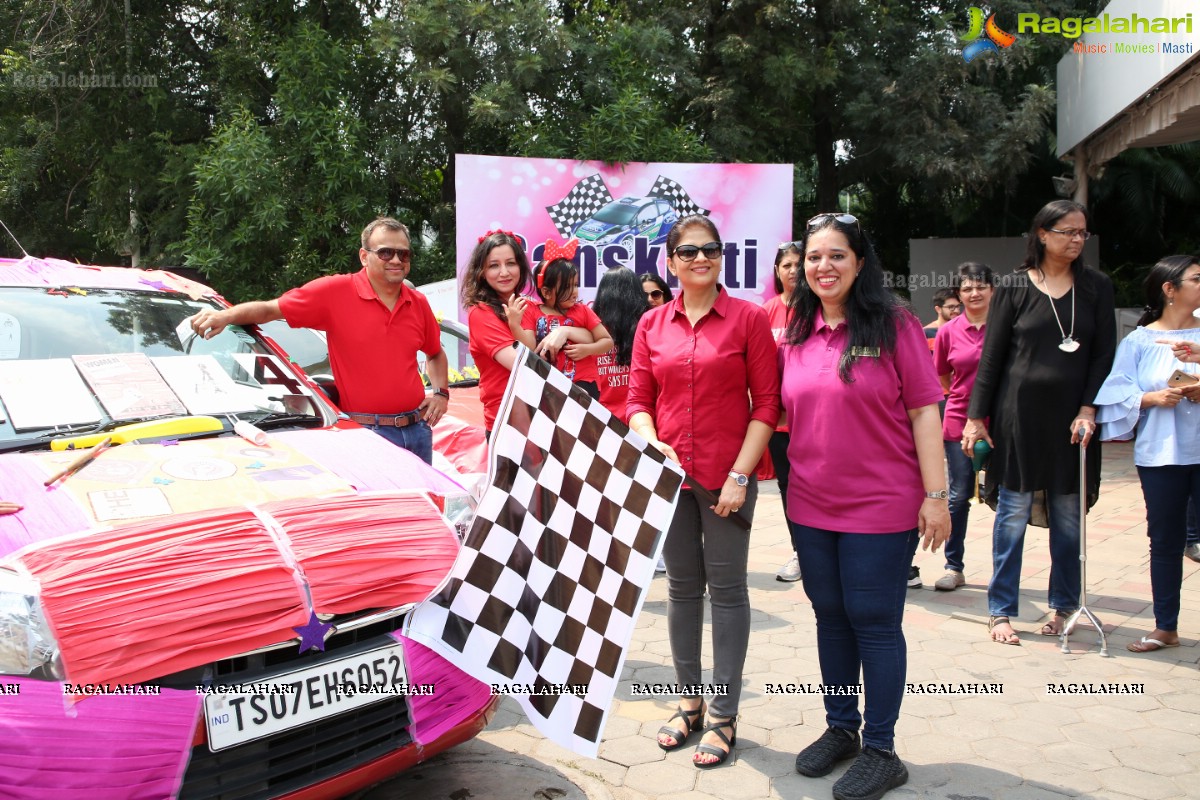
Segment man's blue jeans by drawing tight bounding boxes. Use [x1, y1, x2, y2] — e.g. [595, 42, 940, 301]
[795, 525, 918, 752]
[987, 487, 1080, 618]
[366, 419, 433, 464]
[943, 441, 974, 573]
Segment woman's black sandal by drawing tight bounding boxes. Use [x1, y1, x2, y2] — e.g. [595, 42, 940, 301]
[693, 717, 736, 768]
[657, 701, 705, 752]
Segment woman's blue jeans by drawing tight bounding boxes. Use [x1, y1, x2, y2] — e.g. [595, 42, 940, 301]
[795, 525, 918, 752]
[987, 487, 1081, 617]
[1137, 465, 1200, 631]
[943, 441, 974, 573]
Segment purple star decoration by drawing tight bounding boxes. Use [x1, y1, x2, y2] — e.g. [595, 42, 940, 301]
[293, 611, 333, 653]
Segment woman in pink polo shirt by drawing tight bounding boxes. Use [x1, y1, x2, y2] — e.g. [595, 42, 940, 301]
[931, 262, 995, 592]
[627, 215, 780, 770]
[462, 230, 533, 437]
[781, 213, 948, 800]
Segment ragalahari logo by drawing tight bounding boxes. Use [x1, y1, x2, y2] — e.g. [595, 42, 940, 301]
[961, 8, 1017, 62]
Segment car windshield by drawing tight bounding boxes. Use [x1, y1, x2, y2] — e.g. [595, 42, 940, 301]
[0, 287, 330, 450]
[590, 202, 639, 225]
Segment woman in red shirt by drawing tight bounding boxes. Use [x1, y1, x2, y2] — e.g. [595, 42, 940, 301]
[764, 242, 803, 583]
[627, 215, 780, 769]
[462, 230, 533, 436]
[592, 267, 650, 422]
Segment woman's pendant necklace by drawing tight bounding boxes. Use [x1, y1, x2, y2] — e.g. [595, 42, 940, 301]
[1047, 281, 1079, 353]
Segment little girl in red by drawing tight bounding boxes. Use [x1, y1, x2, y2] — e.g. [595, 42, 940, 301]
[519, 239, 613, 400]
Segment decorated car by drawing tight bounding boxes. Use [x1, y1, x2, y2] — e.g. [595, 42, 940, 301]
[0, 257, 497, 799]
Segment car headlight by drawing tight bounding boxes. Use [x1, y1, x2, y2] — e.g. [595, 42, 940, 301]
[0, 569, 62, 678]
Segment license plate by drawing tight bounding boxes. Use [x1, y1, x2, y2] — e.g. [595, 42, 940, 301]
[203, 643, 407, 751]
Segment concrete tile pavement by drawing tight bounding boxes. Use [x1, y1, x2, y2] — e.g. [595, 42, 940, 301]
[460, 441, 1200, 799]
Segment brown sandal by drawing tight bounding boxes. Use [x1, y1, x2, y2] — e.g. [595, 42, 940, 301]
[989, 615, 1021, 646]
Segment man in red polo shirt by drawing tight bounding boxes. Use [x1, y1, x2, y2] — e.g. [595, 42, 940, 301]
[188, 217, 448, 463]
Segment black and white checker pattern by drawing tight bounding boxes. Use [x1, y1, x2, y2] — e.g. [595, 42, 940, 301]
[544, 174, 614, 240]
[404, 348, 683, 756]
[648, 175, 710, 218]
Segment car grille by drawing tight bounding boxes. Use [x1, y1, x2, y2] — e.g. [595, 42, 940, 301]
[179, 614, 413, 800]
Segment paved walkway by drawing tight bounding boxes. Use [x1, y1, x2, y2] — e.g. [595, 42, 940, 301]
[454, 441, 1200, 799]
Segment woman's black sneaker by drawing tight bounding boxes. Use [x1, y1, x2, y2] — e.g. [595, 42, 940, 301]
[794, 726, 860, 777]
[832, 746, 909, 800]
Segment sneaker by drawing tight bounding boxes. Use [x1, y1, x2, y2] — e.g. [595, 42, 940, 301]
[934, 570, 965, 591]
[832, 746, 909, 800]
[776, 553, 802, 582]
[906, 566, 922, 589]
[795, 726, 860, 777]
[1186, 543, 1200, 563]
[655, 556, 667, 574]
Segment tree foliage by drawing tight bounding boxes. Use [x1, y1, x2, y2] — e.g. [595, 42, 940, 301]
[0, 0, 1195, 302]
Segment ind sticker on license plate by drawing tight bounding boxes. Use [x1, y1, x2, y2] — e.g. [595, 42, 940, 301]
[201, 643, 430, 751]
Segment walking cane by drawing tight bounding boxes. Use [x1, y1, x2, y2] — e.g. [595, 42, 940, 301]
[1059, 433, 1108, 656]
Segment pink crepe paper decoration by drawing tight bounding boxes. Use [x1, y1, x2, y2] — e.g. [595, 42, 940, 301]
[0, 677, 200, 799]
[393, 633, 493, 746]
[17, 506, 310, 688]
[273, 428, 465, 494]
[265, 492, 460, 614]
[0, 456, 91, 559]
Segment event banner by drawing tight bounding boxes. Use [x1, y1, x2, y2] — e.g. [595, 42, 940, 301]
[454, 155, 793, 313]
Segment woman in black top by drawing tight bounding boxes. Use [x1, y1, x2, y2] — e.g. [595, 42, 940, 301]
[961, 200, 1116, 645]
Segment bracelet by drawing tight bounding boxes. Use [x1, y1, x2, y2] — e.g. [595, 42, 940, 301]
[433, 387, 450, 399]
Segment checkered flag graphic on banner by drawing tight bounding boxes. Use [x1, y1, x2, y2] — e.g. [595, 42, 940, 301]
[648, 175, 710, 218]
[545, 174, 614, 240]
[403, 347, 684, 757]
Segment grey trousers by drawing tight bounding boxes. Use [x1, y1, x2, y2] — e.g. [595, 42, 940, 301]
[662, 480, 757, 719]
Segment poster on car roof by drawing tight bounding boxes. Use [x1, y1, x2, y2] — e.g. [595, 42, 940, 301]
[454, 155, 793, 316]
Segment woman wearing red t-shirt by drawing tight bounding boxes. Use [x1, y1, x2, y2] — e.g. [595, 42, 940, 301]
[462, 230, 533, 436]
[628, 215, 780, 769]
[764, 242, 803, 583]
[592, 268, 650, 422]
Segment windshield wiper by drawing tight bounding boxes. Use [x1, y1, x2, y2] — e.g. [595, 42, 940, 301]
[247, 411, 326, 431]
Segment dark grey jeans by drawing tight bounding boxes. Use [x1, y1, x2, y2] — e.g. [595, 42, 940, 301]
[662, 480, 757, 719]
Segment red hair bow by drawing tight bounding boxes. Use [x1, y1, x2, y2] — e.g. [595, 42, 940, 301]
[543, 238, 579, 262]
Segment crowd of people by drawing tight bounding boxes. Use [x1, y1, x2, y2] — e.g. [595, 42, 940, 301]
[449, 199, 1197, 800]
[153, 204, 1192, 800]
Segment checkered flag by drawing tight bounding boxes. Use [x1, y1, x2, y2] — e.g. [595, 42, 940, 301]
[545, 174, 614, 239]
[648, 175, 710, 218]
[403, 347, 684, 757]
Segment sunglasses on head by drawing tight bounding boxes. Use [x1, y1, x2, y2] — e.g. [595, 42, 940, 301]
[671, 242, 723, 262]
[366, 247, 412, 263]
[806, 212, 860, 231]
[645, 289, 664, 300]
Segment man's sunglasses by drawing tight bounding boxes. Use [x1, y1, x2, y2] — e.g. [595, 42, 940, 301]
[645, 289, 664, 300]
[365, 247, 412, 263]
[671, 242, 723, 262]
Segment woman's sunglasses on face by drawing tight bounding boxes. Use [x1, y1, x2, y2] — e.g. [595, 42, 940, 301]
[645, 289, 664, 300]
[671, 242, 723, 262]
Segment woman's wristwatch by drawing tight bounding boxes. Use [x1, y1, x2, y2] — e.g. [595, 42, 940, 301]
[432, 387, 450, 399]
[925, 490, 949, 500]
[728, 470, 749, 487]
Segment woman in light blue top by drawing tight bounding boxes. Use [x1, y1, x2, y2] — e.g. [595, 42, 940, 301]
[1095, 255, 1200, 653]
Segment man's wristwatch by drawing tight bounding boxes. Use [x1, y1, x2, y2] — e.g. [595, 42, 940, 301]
[925, 490, 949, 500]
[432, 387, 450, 399]
[728, 470, 749, 487]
